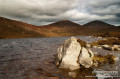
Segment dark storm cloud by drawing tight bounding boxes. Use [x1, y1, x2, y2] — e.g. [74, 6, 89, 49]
[0, 0, 120, 26]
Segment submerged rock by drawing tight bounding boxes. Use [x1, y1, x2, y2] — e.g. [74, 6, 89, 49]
[56, 37, 81, 70]
[68, 72, 76, 78]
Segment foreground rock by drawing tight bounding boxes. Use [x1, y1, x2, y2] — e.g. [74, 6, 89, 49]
[79, 47, 93, 68]
[56, 37, 81, 70]
[56, 37, 94, 70]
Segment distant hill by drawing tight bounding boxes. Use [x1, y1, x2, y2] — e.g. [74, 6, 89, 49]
[47, 20, 82, 27]
[83, 20, 114, 28]
[0, 17, 119, 39]
[38, 20, 84, 37]
[0, 17, 44, 39]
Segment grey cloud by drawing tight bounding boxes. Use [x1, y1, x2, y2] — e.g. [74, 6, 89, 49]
[0, 0, 120, 26]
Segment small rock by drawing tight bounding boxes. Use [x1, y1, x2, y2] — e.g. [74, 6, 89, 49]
[93, 46, 97, 48]
[98, 37, 102, 38]
[113, 45, 120, 51]
[93, 60, 98, 67]
[98, 47, 102, 49]
[86, 44, 91, 48]
[102, 45, 112, 50]
[68, 72, 76, 78]
[114, 57, 119, 61]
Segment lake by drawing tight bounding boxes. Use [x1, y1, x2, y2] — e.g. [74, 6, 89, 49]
[0, 36, 119, 79]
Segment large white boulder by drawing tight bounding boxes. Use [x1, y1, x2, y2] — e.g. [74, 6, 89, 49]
[56, 37, 81, 70]
[79, 47, 93, 68]
[56, 37, 95, 70]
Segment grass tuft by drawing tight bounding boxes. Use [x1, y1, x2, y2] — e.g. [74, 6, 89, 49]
[93, 54, 115, 65]
[76, 38, 87, 47]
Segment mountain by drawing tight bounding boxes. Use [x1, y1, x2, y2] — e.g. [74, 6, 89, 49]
[47, 20, 81, 27]
[83, 20, 114, 28]
[0, 17, 119, 39]
[0, 17, 84, 38]
[0, 17, 45, 39]
[38, 20, 84, 37]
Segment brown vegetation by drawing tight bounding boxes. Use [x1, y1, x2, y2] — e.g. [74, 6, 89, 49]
[91, 38, 120, 46]
[77, 38, 87, 47]
[0, 17, 45, 39]
[93, 54, 115, 65]
[93, 32, 120, 38]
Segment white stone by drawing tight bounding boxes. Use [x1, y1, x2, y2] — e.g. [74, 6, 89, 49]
[86, 44, 91, 48]
[93, 60, 98, 67]
[98, 37, 102, 38]
[102, 45, 112, 50]
[68, 72, 76, 78]
[114, 57, 119, 62]
[98, 47, 102, 49]
[93, 46, 97, 48]
[113, 45, 120, 51]
[56, 37, 81, 70]
[79, 47, 93, 68]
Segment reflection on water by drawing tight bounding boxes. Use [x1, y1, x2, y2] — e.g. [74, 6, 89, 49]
[0, 36, 119, 79]
[93, 70, 118, 79]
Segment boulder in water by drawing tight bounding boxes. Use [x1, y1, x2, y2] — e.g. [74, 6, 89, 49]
[56, 37, 95, 70]
[56, 37, 81, 70]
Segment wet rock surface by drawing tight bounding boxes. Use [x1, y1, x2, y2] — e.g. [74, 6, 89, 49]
[0, 36, 120, 79]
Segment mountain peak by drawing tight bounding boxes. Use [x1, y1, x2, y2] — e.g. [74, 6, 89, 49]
[59, 20, 72, 23]
[48, 20, 81, 27]
[83, 20, 114, 28]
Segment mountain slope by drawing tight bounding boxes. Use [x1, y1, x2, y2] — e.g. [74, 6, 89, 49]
[47, 20, 82, 27]
[38, 20, 84, 37]
[83, 20, 114, 28]
[0, 17, 44, 39]
[0, 17, 119, 39]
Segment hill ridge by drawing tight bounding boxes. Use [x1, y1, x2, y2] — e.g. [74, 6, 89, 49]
[83, 20, 114, 28]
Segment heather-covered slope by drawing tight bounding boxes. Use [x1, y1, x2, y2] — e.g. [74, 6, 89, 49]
[0, 17, 120, 39]
[38, 20, 84, 37]
[83, 20, 114, 28]
[0, 17, 45, 39]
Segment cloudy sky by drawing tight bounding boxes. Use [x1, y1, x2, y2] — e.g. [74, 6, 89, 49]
[0, 0, 120, 26]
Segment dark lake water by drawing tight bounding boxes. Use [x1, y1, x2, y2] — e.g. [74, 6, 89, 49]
[0, 36, 119, 79]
